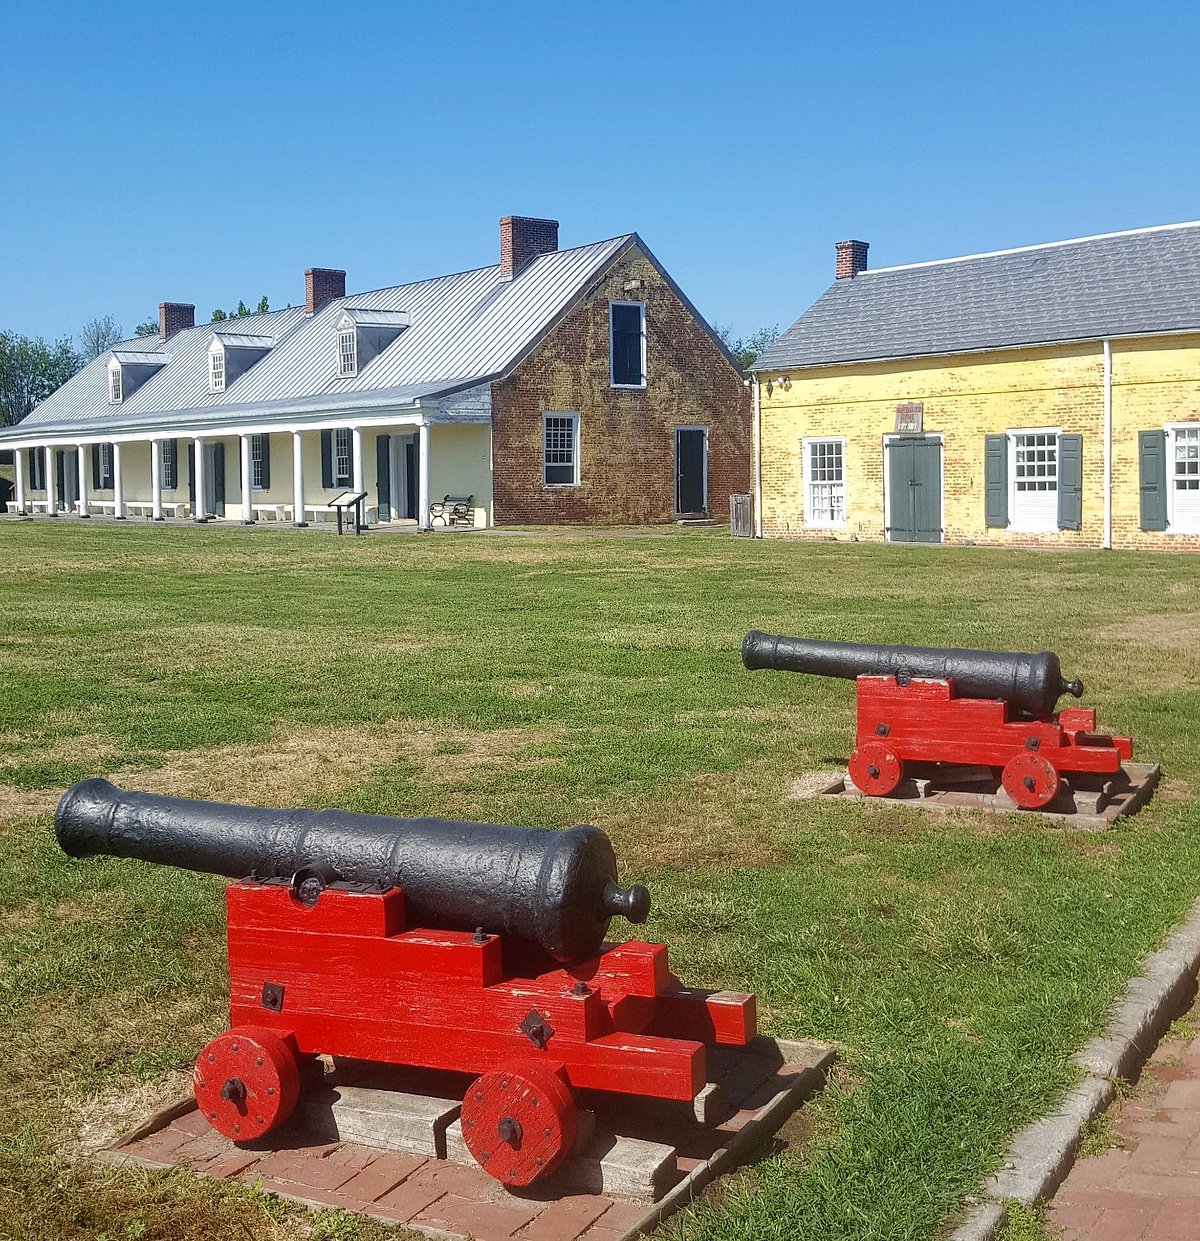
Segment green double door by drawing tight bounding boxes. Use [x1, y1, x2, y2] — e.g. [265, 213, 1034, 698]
[886, 435, 942, 543]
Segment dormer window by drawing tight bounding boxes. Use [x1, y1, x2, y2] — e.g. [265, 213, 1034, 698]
[338, 328, 358, 377]
[109, 364, 122, 404]
[108, 349, 168, 402]
[334, 308, 409, 378]
[209, 348, 225, 392]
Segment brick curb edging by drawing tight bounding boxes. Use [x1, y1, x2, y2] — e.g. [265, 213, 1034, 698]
[948, 896, 1200, 1241]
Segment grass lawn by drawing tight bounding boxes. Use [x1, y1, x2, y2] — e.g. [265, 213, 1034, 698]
[1, 521, 1198, 1241]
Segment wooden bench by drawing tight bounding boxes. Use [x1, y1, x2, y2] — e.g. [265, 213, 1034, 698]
[428, 494, 475, 528]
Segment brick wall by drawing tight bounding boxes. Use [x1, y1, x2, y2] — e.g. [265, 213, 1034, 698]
[490, 246, 751, 525]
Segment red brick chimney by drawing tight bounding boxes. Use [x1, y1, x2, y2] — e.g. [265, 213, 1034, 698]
[835, 240, 869, 279]
[305, 267, 347, 315]
[158, 302, 195, 339]
[499, 216, 559, 279]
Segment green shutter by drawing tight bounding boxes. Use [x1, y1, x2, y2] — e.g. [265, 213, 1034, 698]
[320, 431, 334, 488]
[376, 435, 391, 521]
[91, 444, 101, 489]
[1139, 430, 1168, 531]
[1057, 434, 1083, 531]
[259, 435, 271, 490]
[984, 434, 1008, 528]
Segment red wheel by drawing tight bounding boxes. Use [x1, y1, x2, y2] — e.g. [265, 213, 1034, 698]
[1002, 752, 1060, 810]
[848, 741, 903, 797]
[460, 1061, 577, 1187]
[193, 1026, 300, 1142]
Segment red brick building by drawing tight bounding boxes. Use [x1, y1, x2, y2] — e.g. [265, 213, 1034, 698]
[4, 217, 750, 530]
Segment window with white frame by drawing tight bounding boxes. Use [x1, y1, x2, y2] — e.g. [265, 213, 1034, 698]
[209, 348, 225, 392]
[338, 329, 357, 377]
[1169, 424, 1200, 533]
[1010, 430, 1059, 531]
[543, 413, 579, 486]
[97, 442, 114, 490]
[161, 439, 178, 491]
[802, 437, 846, 526]
[334, 428, 352, 485]
[251, 434, 267, 490]
[609, 302, 645, 388]
[109, 365, 122, 404]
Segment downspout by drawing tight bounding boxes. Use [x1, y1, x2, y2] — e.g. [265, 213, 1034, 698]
[751, 376, 763, 537]
[1102, 339, 1112, 549]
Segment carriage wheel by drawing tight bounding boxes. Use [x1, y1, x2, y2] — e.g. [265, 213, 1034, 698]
[193, 1026, 300, 1142]
[1001, 752, 1060, 810]
[848, 740, 903, 797]
[460, 1060, 578, 1187]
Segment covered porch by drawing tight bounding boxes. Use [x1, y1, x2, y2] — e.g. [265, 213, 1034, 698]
[4, 413, 493, 531]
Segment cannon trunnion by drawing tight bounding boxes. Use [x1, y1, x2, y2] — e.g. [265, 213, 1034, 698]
[744, 631, 1133, 811]
[55, 780, 757, 1187]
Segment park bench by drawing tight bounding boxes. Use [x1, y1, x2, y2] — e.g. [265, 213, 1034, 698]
[429, 494, 475, 528]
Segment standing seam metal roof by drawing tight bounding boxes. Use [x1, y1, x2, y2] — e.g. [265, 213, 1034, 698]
[18, 236, 633, 436]
[754, 221, 1200, 371]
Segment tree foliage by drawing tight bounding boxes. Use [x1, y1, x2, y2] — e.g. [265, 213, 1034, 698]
[0, 332, 83, 425]
[211, 296, 269, 323]
[78, 315, 123, 360]
[713, 323, 780, 371]
[134, 319, 158, 337]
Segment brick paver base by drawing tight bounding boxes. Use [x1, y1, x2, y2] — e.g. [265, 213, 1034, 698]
[1047, 993, 1200, 1240]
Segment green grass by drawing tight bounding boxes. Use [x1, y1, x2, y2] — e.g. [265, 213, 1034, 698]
[0, 521, 1198, 1240]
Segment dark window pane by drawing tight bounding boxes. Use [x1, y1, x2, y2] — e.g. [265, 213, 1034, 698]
[611, 304, 643, 385]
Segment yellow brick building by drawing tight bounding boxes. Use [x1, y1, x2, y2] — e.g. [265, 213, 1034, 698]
[752, 225, 1200, 551]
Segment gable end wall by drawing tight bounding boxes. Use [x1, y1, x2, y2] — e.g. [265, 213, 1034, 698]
[489, 247, 750, 525]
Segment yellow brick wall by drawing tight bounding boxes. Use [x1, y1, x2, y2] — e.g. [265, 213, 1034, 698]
[758, 336, 1200, 551]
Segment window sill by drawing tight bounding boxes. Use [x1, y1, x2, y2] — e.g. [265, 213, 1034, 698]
[610, 382, 647, 391]
[543, 483, 581, 490]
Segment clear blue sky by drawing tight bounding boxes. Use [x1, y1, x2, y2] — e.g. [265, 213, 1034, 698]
[2, 1, 1198, 346]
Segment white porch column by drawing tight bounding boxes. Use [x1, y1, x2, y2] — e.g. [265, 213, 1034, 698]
[351, 426, 365, 492]
[76, 445, 90, 518]
[292, 431, 307, 526]
[112, 442, 125, 519]
[151, 439, 164, 521]
[14, 449, 25, 514]
[194, 437, 207, 522]
[44, 446, 55, 514]
[417, 420, 431, 531]
[240, 433, 254, 524]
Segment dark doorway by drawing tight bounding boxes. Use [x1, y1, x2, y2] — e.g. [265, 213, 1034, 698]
[55, 449, 79, 512]
[886, 435, 942, 543]
[675, 427, 707, 515]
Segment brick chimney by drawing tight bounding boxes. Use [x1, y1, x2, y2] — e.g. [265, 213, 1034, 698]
[499, 216, 559, 279]
[835, 240, 869, 279]
[305, 267, 347, 315]
[158, 302, 195, 339]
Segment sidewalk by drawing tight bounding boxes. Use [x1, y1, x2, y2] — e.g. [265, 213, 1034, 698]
[1047, 991, 1200, 1240]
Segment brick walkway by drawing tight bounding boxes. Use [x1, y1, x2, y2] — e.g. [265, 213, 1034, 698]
[1047, 993, 1200, 1240]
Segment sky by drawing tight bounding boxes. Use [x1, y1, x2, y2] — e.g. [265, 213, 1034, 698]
[2, 1, 1199, 346]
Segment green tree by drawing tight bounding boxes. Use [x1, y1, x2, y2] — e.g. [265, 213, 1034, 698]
[134, 319, 158, 337]
[211, 308, 227, 322]
[256, 295, 269, 314]
[78, 315, 123, 360]
[713, 323, 780, 372]
[0, 332, 83, 425]
[236, 300, 249, 317]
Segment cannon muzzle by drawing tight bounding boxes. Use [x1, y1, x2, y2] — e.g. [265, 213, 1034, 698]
[743, 631, 1083, 718]
[55, 778, 650, 965]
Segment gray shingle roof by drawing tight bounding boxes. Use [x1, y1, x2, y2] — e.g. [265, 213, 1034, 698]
[13, 235, 633, 437]
[754, 221, 1200, 371]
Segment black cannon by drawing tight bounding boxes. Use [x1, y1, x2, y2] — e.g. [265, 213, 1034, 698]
[741, 630, 1133, 810]
[55, 777, 650, 964]
[742, 631, 1083, 719]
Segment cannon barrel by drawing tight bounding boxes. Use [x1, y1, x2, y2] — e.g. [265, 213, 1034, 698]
[55, 778, 650, 965]
[742, 631, 1084, 718]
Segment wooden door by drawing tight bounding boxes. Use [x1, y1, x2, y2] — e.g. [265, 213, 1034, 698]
[887, 436, 942, 543]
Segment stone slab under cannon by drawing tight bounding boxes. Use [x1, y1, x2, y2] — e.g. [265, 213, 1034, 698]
[98, 1036, 834, 1241]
